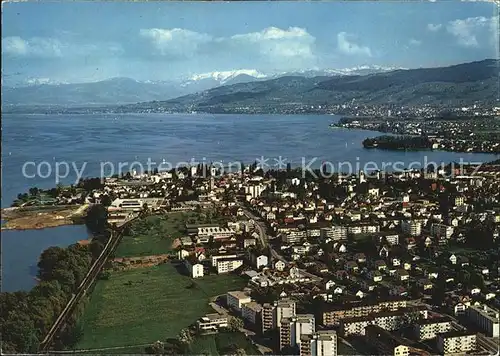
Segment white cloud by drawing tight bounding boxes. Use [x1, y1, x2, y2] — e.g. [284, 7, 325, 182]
[409, 39, 422, 46]
[139, 26, 316, 62]
[336, 32, 372, 57]
[427, 23, 443, 32]
[2, 36, 123, 58]
[139, 28, 212, 57]
[2, 36, 63, 57]
[230, 27, 315, 59]
[446, 16, 496, 47]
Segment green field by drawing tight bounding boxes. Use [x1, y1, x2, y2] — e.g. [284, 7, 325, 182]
[76, 263, 247, 350]
[114, 213, 191, 257]
[190, 332, 260, 355]
[115, 211, 230, 257]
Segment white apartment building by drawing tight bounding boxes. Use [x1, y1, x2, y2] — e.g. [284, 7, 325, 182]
[226, 291, 251, 312]
[242, 301, 263, 324]
[380, 233, 400, 246]
[401, 220, 421, 236]
[255, 254, 269, 269]
[340, 316, 373, 336]
[211, 253, 240, 267]
[466, 304, 500, 337]
[300, 330, 337, 356]
[184, 259, 204, 278]
[245, 184, 265, 199]
[276, 299, 297, 328]
[348, 224, 380, 235]
[217, 258, 243, 274]
[436, 331, 477, 355]
[414, 318, 452, 340]
[320, 226, 348, 241]
[197, 313, 228, 331]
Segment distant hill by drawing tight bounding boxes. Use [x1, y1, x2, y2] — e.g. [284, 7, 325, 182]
[2, 78, 187, 106]
[1, 65, 410, 108]
[118, 59, 499, 113]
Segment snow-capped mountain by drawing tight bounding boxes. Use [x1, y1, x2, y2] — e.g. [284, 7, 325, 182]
[4, 65, 408, 106]
[189, 69, 267, 83]
[281, 65, 407, 78]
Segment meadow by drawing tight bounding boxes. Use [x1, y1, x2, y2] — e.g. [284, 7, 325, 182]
[76, 263, 247, 350]
[115, 212, 200, 257]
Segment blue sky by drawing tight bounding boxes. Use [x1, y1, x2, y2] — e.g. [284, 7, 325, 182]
[2, 1, 498, 85]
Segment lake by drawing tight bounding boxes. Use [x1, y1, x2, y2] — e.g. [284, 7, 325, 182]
[1, 113, 498, 291]
[1, 224, 91, 292]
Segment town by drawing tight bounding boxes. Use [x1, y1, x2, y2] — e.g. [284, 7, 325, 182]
[334, 114, 500, 154]
[16, 159, 499, 356]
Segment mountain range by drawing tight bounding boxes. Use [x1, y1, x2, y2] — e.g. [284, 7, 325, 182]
[118, 59, 499, 113]
[2, 65, 404, 107]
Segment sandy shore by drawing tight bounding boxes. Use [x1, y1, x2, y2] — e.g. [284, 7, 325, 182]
[1, 204, 89, 230]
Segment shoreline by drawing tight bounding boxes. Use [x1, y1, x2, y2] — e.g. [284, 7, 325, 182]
[1, 204, 88, 231]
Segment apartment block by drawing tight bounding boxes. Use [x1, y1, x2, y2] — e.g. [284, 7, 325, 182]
[413, 317, 452, 341]
[197, 313, 228, 332]
[226, 291, 251, 312]
[436, 331, 477, 355]
[261, 298, 297, 333]
[300, 330, 337, 356]
[466, 304, 500, 337]
[242, 301, 263, 325]
[280, 314, 315, 351]
[322, 298, 407, 326]
[217, 257, 243, 274]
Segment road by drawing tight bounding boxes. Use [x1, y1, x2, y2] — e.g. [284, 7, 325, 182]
[39, 213, 139, 352]
[238, 203, 286, 262]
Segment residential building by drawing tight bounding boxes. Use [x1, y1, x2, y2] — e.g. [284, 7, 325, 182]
[280, 314, 315, 351]
[255, 254, 269, 269]
[430, 223, 454, 240]
[436, 331, 477, 355]
[242, 301, 263, 325]
[300, 330, 337, 356]
[401, 220, 421, 236]
[216, 257, 243, 274]
[320, 227, 347, 241]
[262, 298, 297, 333]
[321, 298, 407, 326]
[413, 317, 453, 340]
[197, 313, 229, 332]
[197, 226, 234, 240]
[466, 304, 500, 337]
[184, 258, 204, 278]
[226, 291, 251, 312]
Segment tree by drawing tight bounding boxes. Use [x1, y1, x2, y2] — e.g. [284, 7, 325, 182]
[177, 328, 192, 344]
[145, 341, 165, 355]
[1, 310, 39, 354]
[229, 317, 244, 331]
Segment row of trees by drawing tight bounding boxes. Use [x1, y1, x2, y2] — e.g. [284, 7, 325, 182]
[363, 135, 433, 150]
[1, 204, 110, 353]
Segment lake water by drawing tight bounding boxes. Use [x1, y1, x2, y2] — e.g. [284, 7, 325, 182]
[1, 113, 498, 291]
[1, 224, 91, 292]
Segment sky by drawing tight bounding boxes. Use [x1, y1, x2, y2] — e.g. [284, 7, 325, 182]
[2, 1, 499, 86]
